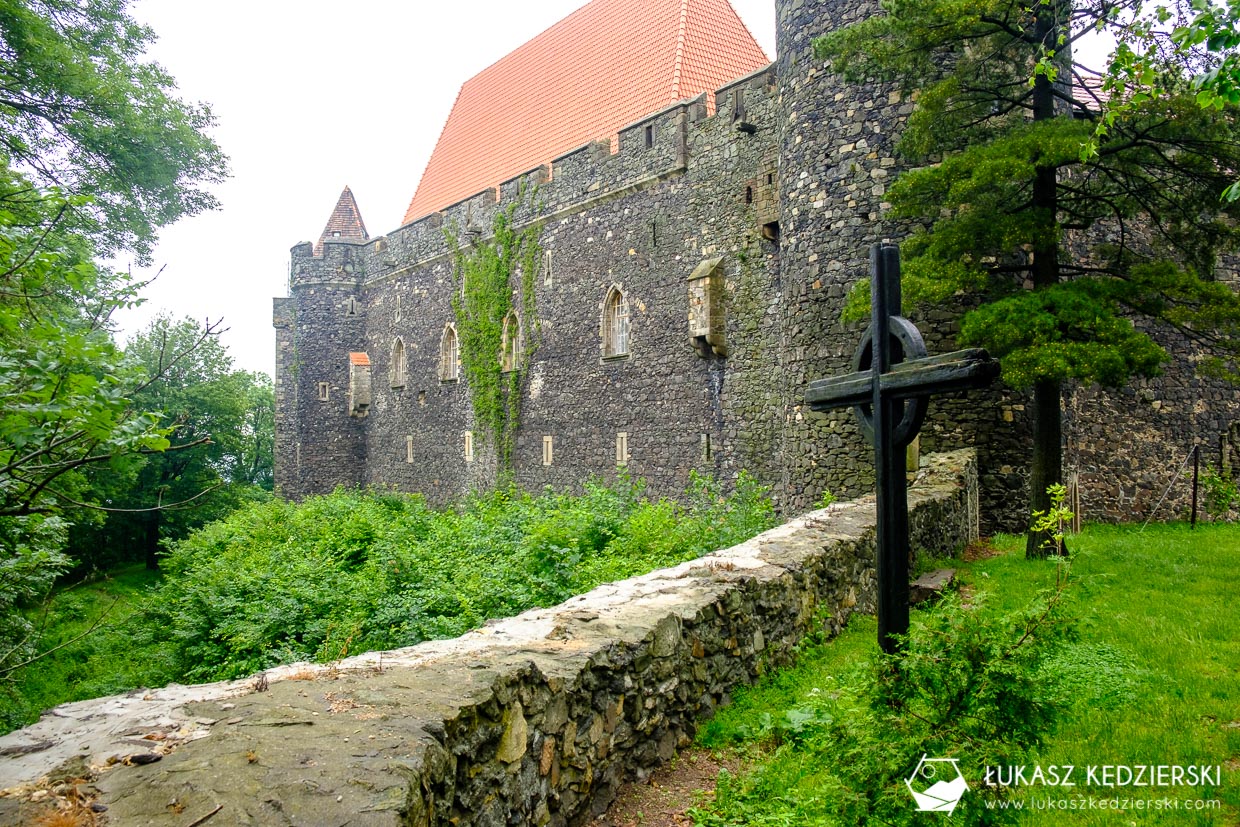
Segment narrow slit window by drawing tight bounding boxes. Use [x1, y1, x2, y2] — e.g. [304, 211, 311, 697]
[405, 435, 414, 463]
[644, 124, 654, 148]
[317, 382, 330, 401]
[616, 432, 629, 466]
[464, 431, 474, 463]
[542, 435, 554, 466]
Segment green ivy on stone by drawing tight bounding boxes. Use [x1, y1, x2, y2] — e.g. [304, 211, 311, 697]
[446, 200, 542, 471]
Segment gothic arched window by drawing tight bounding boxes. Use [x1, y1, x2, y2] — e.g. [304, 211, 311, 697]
[501, 310, 522, 372]
[440, 324, 459, 381]
[603, 286, 629, 358]
[390, 337, 407, 388]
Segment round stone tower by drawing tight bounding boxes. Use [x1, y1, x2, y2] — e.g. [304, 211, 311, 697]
[773, 0, 908, 512]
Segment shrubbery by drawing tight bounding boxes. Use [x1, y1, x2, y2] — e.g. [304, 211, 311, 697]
[143, 472, 775, 682]
[697, 589, 1076, 826]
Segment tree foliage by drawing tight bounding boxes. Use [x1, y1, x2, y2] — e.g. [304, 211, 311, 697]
[817, 0, 1240, 553]
[68, 316, 275, 571]
[1096, 0, 1240, 198]
[0, 0, 227, 679]
[0, 0, 227, 259]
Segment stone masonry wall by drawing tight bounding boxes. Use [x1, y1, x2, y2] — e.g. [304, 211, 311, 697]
[0, 450, 978, 826]
[279, 68, 789, 506]
[274, 0, 1240, 529]
[769, 0, 1239, 530]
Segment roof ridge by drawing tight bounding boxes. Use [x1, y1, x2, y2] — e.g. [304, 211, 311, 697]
[672, 0, 690, 100]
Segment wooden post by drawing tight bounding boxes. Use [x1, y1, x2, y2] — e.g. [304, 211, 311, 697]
[1191, 444, 1200, 529]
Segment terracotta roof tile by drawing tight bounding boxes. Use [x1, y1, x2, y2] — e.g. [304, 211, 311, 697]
[402, 0, 769, 224]
[316, 186, 369, 255]
[349, 352, 371, 366]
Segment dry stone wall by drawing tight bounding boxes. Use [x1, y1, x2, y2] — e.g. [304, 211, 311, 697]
[0, 451, 979, 827]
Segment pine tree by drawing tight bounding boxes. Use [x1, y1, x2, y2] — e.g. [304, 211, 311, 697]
[818, 0, 1240, 556]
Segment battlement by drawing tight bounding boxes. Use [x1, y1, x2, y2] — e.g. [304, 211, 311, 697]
[286, 64, 778, 289]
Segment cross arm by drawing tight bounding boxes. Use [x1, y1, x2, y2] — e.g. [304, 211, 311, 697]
[805, 348, 1000, 412]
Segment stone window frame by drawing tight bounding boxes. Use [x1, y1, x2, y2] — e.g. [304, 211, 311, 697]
[439, 323, 460, 382]
[317, 381, 330, 402]
[464, 430, 474, 463]
[616, 432, 629, 466]
[501, 310, 522, 373]
[542, 435, 554, 466]
[390, 337, 407, 389]
[602, 284, 630, 360]
[405, 435, 414, 463]
[346, 297, 358, 316]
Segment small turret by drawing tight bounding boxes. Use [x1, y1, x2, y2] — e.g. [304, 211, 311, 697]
[315, 186, 369, 255]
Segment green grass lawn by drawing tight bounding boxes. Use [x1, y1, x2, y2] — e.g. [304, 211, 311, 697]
[697, 522, 1240, 826]
[3, 565, 176, 730]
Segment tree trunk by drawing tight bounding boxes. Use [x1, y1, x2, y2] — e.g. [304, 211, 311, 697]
[1025, 379, 1067, 558]
[144, 511, 161, 570]
[1024, 2, 1069, 558]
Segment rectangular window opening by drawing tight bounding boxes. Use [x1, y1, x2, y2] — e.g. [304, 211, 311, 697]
[542, 435, 554, 466]
[464, 431, 474, 463]
[317, 382, 330, 402]
[701, 433, 712, 461]
[616, 432, 629, 466]
[406, 435, 414, 464]
[644, 124, 654, 149]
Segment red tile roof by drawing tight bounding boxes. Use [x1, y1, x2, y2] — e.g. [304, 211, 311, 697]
[402, 0, 769, 225]
[316, 186, 369, 255]
[349, 352, 371, 366]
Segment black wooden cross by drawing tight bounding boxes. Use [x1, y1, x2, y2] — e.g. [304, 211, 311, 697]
[805, 243, 999, 654]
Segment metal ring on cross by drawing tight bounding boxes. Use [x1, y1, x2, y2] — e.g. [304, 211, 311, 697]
[851, 315, 929, 448]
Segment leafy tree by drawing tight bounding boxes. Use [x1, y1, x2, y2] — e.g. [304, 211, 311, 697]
[0, 0, 227, 522]
[0, 0, 227, 259]
[69, 316, 274, 571]
[817, 0, 1240, 556]
[0, 0, 226, 688]
[1096, 0, 1240, 199]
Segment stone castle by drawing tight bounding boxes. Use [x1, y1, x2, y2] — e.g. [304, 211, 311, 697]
[273, 0, 1240, 531]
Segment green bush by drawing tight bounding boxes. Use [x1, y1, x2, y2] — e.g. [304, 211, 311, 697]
[144, 474, 776, 683]
[696, 589, 1074, 826]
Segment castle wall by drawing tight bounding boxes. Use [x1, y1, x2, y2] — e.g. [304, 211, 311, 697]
[274, 0, 1239, 528]
[279, 68, 789, 506]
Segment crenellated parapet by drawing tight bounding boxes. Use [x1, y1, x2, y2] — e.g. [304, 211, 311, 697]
[294, 65, 779, 291]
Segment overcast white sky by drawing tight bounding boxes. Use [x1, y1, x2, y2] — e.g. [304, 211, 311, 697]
[114, 1, 777, 377]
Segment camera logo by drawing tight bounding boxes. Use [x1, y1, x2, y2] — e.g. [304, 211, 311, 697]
[906, 755, 969, 813]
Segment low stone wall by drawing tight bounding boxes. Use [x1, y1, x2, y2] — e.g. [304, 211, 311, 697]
[0, 450, 977, 827]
